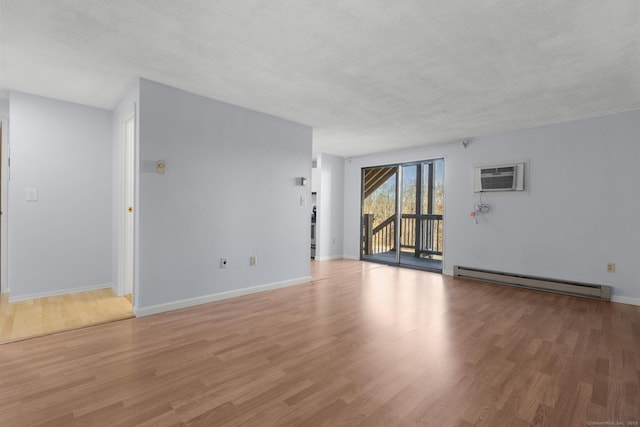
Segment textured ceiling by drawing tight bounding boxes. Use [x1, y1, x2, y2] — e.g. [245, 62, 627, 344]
[1, 1, 638, 158]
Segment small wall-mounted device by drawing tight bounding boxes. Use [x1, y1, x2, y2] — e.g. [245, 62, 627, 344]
[470, 199, 490, 224]
[300, 177, 307, 186]
[26, 188, 39, 201]
[156, 160, 166, 174]
[474, 202, 490, 214]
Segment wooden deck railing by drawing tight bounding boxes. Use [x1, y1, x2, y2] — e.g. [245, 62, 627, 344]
[362, 213, 443, 257]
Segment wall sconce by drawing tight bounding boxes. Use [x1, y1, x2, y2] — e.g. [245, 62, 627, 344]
[300, 177, 307, 186]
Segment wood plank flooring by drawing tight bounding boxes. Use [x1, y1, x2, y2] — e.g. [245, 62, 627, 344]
[0, 259, 638, 426]
[0, 288, 134, 343]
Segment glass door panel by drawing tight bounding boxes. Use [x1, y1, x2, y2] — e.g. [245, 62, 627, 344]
[397, 162, 442, 270]
[361, 166, 398, 264]
[398, 160, 443, 271]
[399, 164, 418, 265]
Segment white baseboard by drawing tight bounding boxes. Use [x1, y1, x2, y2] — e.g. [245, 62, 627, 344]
[134, 276, 312, 317]
[611, 295, 640, 306]
[342, 254, 359, 260]
[8, 283, 112, 303]
[314, 255, 344, 261]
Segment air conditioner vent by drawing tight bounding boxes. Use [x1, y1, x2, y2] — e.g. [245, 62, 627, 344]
[474, 162, 525, 192]
[480, 166, 516, 190]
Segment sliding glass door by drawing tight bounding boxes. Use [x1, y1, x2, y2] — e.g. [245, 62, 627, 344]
[361, 159, 444, 271]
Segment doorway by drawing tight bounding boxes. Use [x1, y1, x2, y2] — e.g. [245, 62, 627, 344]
[118, 109, 136, 299]
[361, 159, 444, 272]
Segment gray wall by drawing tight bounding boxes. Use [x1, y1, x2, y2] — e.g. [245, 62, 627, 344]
[8, 92, 112, 299]
[0, 99, 8, 116]
[316, 153, 345, 260]
[135, 79, 312, 313]
[344, 110, 640, 304]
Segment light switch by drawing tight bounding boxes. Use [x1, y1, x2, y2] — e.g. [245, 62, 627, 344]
[26, 188, 38, 201]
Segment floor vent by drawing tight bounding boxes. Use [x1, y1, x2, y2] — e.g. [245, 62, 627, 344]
[453, 266, 611, 301]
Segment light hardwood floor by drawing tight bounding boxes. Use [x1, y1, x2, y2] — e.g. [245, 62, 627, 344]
[0, 288, 134, 343]
[0, 259, 638, 426]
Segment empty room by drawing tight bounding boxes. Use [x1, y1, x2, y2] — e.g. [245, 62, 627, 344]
[0, 1, 638, 426]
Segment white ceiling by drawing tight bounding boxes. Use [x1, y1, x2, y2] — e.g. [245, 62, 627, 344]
[1, 1, 638, 158]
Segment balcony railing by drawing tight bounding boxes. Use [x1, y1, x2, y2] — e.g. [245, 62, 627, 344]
[362, 213, 443, 257]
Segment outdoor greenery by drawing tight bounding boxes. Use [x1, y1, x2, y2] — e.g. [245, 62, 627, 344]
[363, 161, 445, 256]
[364, 172, 444, 228]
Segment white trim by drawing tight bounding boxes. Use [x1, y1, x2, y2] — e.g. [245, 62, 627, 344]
[134, 276, 312, 317]
[0, 117, 8, 294]
[343, 254, 359, 260]
[117, 106, 136, 297]
[8, 283, 112, 303]
[611, 295, 640, 307]
[314, 255, 344, 261]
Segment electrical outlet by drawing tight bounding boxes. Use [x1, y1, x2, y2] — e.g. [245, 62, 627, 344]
[250, 256, 257, 266]
[220, 258, 228, 268]
[606, 263, 615, 273]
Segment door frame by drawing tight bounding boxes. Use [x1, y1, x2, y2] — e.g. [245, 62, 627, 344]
[117, 106, 136, 299]
[0, 118, 8, 294]
[360, 158, 445, 272]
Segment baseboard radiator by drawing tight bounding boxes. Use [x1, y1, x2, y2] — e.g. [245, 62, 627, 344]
[453, 266, 611, 301]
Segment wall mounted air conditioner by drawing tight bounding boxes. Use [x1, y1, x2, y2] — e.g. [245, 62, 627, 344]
[474, 162, 525, 192]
